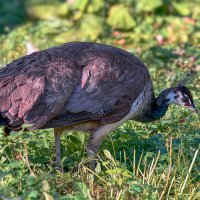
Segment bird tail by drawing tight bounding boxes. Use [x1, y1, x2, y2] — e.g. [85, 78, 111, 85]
[0, 114, 8, 126]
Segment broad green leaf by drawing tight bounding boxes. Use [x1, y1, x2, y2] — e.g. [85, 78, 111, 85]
[67, 135, 82, 145]
[102, 161, 109, 166]
[27, 176, 35, 186]
[10, 130, 19, 136]
[117, 178, 123, 185]
[28, 190, 38, 199]
[87, 0, 104, 13]
[129, 183, 143, 194]
[0, 171, 10, 179]
[42, 180, 50, 192]
[26, 4, 69, 20]
[173, 2, 191, 16]
[107, 168, 132, 178]
[137, 0, 163, 12]
[95, 162, 101, 173]
[44, 139, 49, 148]
[122, 169, 133, 178]
[1, 156, 7, 163]
[79, 14, 105, 41]
[103, 149, 114, 160]
[106, 169, 118, 174]
[75, 182, 91, 199]
[107, 4, 136, 30]
[55, 28, 81, 43]
[72, 0, 89, 12]
[22, 123, 33, 129]
[7, 161, 21, 168]
[26, 5, 58, 20]
[58, 3, 70, 17]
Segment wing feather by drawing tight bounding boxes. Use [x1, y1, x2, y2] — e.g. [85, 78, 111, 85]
[0, 47, 81, 129]
[57, 48, 151, 125]
[0, 42, 152, 130]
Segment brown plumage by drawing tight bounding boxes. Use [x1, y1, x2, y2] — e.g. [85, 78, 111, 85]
[0, 42, 197, 171]
[0, 42, 150, 129]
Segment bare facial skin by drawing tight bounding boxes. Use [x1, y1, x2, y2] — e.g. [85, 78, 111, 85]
[167, 87, 198, 113]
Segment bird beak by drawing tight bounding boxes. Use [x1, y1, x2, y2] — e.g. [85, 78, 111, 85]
[189, 104, 198, 114]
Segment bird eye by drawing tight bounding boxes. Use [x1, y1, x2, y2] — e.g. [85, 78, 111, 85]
[182, 96, 188, 102]
[174, 95, 179, 99]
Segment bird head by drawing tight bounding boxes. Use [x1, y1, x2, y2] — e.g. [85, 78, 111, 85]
[166, 85, 198, 113]
[165, 71, 198, 113]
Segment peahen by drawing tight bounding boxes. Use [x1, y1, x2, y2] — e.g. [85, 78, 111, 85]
[0, 42, 198, 170]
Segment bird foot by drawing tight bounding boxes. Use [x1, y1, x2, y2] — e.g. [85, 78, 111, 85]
[55, 162, 63, 173]
[86, 148, 98, 171]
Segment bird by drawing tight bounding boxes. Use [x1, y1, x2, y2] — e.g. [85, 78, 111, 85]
[0, 42, 198, 171]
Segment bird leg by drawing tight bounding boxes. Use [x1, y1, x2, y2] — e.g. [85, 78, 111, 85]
[86, 133, 103, 171]
[54, 128, 63, 172]
[86, 127, 111, 170]
[86, 122, 125, 170]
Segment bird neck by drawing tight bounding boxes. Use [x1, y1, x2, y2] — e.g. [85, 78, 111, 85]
[133, 87, 173, 123]
[139, 88, 173, 122]
[149, 88, 173, 121]
[150, 101, 169, 121]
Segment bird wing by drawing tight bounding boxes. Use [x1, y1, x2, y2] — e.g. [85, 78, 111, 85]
[0, 42, 151, 130]
[44, 48, 151, 128]
[0, 49, 81, 129]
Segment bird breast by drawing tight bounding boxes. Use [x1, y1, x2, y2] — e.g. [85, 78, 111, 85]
[90, 81, 154, 143]
[128, 80, 155, 121]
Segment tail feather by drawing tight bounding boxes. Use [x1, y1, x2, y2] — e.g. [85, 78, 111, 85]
[0, 114, 8, 126]
[3, 127, 11, 136]
[0, 114, 10, 136]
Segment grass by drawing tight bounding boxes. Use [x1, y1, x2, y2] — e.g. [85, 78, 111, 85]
[0, 1, 200, 199]
[0, 118, 199, 199]
[0, 92, 199, 199]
